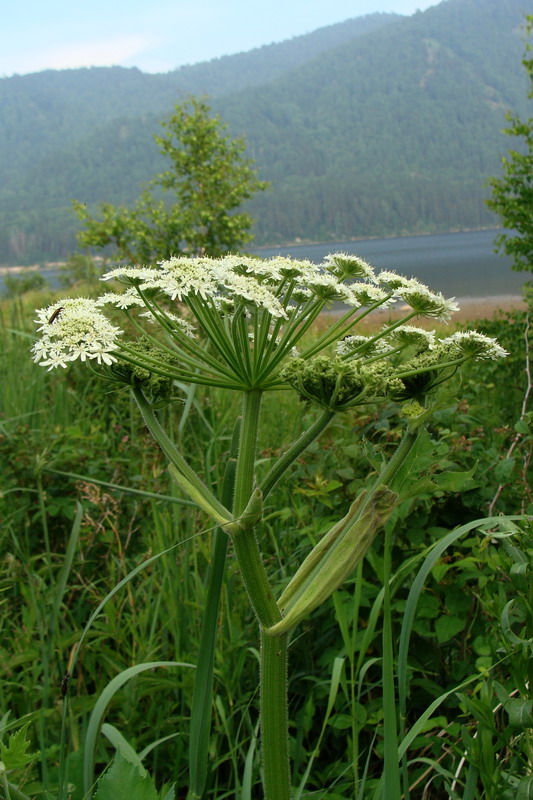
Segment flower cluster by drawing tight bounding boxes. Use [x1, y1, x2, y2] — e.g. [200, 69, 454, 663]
[32, 253, 506, 398]
[280, 356, 403, 411]
[32, 298, 122, 369]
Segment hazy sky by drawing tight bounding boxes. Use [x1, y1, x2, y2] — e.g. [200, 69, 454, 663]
[2, 0, 442, 77]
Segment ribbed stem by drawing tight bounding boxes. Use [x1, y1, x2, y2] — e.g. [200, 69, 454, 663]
[231, 527, 282, 629]
[233, 389, 263, 517]
[261, 630, 291, 800]
[260, 409, 336, 500]
[229, 390, 291, 799]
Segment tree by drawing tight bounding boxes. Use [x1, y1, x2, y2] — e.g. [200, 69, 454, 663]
[72, 98, 268, 263]
[487, 16, 533, 273]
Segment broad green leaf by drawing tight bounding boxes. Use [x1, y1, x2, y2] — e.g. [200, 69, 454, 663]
[505, 698, 533, 728]
[93, 752, 158, 800]
[0, 722, 38, 770]
[494, 457, 516, 483]
[434, 462, 477, 491]
[517, 776, 533, 799]
[329, 714, 353, 730]
[435, 615, 465, 644]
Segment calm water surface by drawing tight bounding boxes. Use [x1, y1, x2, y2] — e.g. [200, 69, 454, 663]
[252, 229, 525, 299]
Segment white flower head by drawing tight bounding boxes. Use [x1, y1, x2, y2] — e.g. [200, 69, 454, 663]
[144, 256, 220, 301]
[101, 266, 158, 285]
[222, 254, 283, 284]
[377, 270, 416, 290]
[301, 271, 350, 303]
[439, 331, 508, 360]
[220, 272, 288, 318]
[95, 290, 144, 310]
[269, 256, 320, 280]
[400, 287, 459, 320]
[336, 334, 392, 357]
[33, 298, 122, 369]
[324, 252, 377, 282]
[344, 284, 393, 308]
[384, 325, 436, 351]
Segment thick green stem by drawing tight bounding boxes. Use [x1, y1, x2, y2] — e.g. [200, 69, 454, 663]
[259, 409, 336, 500]
[230, 390, 291, 799]
[261, 630, 291, 800]
[231, 527, 282, 629]
[233, 389, 263, 517]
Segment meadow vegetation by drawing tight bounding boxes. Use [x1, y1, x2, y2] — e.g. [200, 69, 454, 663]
[0, 274, 532, 799]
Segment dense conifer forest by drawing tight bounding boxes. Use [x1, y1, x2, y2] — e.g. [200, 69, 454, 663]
[0, 0, 530, 264]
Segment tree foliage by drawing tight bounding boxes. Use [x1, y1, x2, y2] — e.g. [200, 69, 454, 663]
[72, 98, 268, 262]
[487, 16, 533, 273]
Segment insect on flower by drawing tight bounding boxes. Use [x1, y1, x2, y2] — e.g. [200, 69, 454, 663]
[48, 307, 64, 324]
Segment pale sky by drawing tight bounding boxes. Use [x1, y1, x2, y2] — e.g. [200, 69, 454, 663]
[2, 0, 441, 77]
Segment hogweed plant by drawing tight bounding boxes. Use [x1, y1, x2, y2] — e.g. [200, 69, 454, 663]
[32, 252, 507, 800]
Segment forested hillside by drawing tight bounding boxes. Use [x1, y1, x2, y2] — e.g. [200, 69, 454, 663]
[0, 0, 530, 263]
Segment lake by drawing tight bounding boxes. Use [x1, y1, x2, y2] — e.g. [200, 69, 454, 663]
[0, 229, 525, 299]
[251, 229, 525, 300]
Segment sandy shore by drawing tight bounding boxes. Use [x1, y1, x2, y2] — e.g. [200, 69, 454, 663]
[427, 294, 526, 322]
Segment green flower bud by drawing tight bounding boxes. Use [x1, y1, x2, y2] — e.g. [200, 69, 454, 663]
[281, 356, 403, 411]
[107, 337, 180, 405]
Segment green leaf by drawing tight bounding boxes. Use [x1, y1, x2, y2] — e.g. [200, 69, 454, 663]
[101, 723, 145, 770]
[517, 776, 533, 799]
[505, 699, 533, 728]
[0, 722, 38, 770]
[434, 462, 477, 492]
[515, 418, 530, 435]
[93, 752, 158, 800]
[435, 615, 465, 644]
[494, 457, 516, 483]
[329, 714, 353, 730]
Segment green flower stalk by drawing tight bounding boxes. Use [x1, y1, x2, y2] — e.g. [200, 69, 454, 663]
[32, 251, 508, 800]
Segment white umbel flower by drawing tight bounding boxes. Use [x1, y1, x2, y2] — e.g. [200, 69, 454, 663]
[377, 270, 417, 290]
[33, 298, 122, 369]
[324, 252, 377, 282]
[336, 334, 393, 357]
[400, 287, 460, 320]
[101, 266, 158, 284]
[440, 331, 508, 360]
[95, 291, 144, 309]
[344, 284, 393, 308]
[145, 256, 220, 300]
[220, 272, 288, 318]
[384, 325, 436, 350]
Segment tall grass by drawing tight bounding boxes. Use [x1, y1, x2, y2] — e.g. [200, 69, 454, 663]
[1, 290, 531, 798]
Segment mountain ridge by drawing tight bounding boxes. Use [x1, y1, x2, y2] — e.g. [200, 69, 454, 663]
[0, 0, 530, 263]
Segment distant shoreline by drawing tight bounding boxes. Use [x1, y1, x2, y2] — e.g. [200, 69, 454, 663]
[252, 225, 502, 252]
[0, 226, 505, 273]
